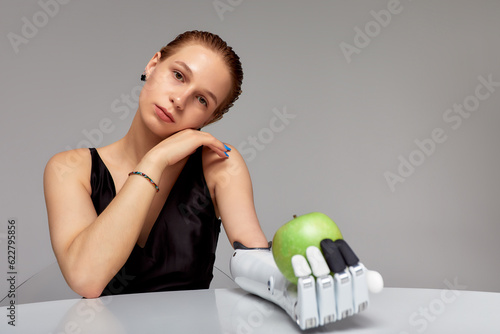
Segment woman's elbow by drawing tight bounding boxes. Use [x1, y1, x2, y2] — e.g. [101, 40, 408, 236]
[74, 285, 104, 299]
[63, 267, 106, 299]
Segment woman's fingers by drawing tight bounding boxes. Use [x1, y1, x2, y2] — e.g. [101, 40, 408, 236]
[207, 142, 231, 159]
[180, 129, 229, 159]
[152, 129, 230, 166]
[189, 129, 231, 159]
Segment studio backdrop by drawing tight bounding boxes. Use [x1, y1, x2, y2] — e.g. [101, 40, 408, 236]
[1, 0, 499, 304]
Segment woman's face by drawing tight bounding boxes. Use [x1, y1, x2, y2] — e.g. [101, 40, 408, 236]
[139, 43, 232, 136]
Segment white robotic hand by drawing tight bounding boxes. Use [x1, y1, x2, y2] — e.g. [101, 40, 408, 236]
[230, 240, 383, 331]
[293, 239, 383, 328]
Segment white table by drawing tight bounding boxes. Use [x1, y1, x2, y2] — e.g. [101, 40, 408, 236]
[1, 287, 499, 333]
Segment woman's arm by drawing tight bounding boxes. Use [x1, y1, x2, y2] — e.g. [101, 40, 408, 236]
[44, 148, 166, 298]
[45, 130, 230, 298]
[203, 144, 269, 248]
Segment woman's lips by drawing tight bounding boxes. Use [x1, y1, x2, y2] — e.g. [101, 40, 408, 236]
[154, 105, 175, 123]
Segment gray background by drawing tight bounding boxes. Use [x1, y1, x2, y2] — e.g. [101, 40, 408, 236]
[1, 0, 499, 304]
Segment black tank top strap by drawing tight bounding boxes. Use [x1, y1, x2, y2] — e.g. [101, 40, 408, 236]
[89, 148, 116, 216]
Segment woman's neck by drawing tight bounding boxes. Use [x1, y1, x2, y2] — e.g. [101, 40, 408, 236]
[115, 110, 166, 167]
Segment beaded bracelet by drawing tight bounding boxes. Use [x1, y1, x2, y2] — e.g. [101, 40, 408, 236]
[128, 171, 159, 192]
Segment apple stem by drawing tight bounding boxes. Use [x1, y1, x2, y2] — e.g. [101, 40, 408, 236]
[293, 214, 297, 219]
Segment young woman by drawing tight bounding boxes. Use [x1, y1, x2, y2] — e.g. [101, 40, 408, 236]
[44, 30, 269, 298]
[44, 31, 381, 330]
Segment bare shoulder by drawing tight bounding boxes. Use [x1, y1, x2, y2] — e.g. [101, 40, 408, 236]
[44, 148, 93, 194]
[202, 143, 249, 187]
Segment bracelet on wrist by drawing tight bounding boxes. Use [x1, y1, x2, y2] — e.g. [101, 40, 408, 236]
[128, 171, 159, 192]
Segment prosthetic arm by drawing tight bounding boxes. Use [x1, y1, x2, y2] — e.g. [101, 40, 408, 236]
[230, 240, 383, 330]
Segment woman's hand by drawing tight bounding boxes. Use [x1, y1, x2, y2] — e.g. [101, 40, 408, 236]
[146, 129, 230, 168]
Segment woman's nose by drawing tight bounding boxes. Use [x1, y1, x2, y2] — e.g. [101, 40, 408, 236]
[170, 89, 188, 110]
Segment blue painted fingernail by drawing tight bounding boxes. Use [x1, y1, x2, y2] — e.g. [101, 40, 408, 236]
[225, 151, 229, 157]
[224, 144, 231, 151]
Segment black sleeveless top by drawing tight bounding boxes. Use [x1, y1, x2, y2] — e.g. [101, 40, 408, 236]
[88, 147, 221, 296]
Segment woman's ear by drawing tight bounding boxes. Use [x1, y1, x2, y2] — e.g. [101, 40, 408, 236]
[144, 52, 162, 77]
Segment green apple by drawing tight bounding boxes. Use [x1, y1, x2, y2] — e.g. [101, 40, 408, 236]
[272, 212, 343, 284]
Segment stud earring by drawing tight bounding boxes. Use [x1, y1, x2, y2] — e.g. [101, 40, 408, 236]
[140, 72, 146, 81]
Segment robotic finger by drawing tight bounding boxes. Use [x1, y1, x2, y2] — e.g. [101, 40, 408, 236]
[321, 239, 370, 316]
[320, 239, 355, 319]
[305, 246, 336, 325]
[291, 255, 318, 329]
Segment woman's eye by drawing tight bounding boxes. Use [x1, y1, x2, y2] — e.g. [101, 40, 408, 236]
[174, 71, 184, 81]
[197, 96, 207, 106]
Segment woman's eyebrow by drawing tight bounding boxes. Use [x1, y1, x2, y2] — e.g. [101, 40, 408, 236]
[174, 60, 218, 105]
